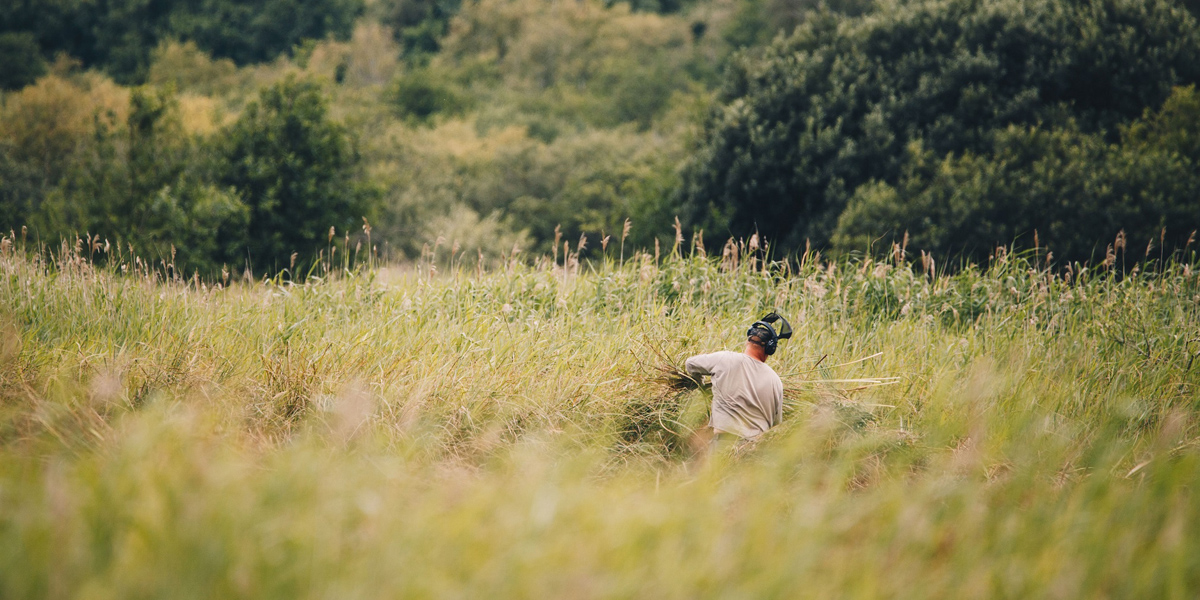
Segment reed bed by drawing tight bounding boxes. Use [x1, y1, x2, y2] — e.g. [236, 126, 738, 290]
[1, 235, 1199, 598]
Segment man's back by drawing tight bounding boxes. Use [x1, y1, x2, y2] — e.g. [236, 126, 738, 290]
[685, 350, 783, 438]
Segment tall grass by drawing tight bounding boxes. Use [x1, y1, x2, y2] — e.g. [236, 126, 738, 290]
[1, 235, 1199, 598]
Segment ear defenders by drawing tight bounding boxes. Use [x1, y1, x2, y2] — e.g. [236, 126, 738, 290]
[747, 312, 792, 355]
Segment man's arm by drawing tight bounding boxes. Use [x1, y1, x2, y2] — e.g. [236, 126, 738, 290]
[684, 353, 720, 377]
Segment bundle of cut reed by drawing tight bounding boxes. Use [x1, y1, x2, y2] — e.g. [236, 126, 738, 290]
[643, 348, 898, 405]
[648, 360, 705, 393]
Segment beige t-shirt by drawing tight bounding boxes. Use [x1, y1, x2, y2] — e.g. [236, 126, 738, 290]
[684, 350, 783, 438]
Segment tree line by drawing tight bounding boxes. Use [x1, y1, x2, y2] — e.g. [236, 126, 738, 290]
[1, 76, 372, 275]
[0, 0, 363, 87]
[3, 0, 1200, 274]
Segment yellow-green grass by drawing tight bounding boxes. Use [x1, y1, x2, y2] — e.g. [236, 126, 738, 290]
[2, 241, 1199, 598]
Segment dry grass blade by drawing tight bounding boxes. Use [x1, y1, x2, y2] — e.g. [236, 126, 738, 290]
[782, 352, 883, 377]
[839, 381, 902, 392]
[797, 377, 901, 385]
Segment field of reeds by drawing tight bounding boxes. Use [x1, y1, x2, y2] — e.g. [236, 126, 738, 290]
[2, 233, 1199, 599]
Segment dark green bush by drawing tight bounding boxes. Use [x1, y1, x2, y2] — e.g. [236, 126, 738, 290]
[376, 0, 461, 59]
[388, 68, 470, 124]
[217, 77, 374, 273]
[0, 141, 42, 231]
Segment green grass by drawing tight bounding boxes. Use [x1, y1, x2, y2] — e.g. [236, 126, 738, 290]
[2, 239, 1199, 598]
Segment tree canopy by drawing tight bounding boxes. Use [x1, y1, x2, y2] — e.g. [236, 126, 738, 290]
[674, 0, 1200, 261]
[0, 0, 363, 84]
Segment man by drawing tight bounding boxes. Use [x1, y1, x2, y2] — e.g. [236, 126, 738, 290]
[685, 313, 790, 445]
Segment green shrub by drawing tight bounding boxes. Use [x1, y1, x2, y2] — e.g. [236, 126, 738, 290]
[217, 77, 375, 274]
[60, 86, 249, 273]
[454, 128, 681, 254]
[0, 141, 42, 232]
[387, 67, 471, 124]
[376, 0, 462, 58]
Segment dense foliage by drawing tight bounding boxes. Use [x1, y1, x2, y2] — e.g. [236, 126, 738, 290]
[217, 77, 374, 273]
[3, 0, 738, 271]
[67, 87, 248, 273]
[370, 0, 719, 256]
[0, 31, 46, 90]
[0, 74, 366, 276]
[722, 0, 872, 48]
[375, 0, 464, 59]
[0, 0, 363, 84]
[834, 88, 1200, 262]
[5, 0, 1200, 273]
[676, 0, 1200, 261]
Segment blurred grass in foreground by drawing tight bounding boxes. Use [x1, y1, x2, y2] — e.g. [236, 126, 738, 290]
[1, 236, 1199, 598]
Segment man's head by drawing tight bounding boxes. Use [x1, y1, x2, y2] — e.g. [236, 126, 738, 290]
[745, 312, 792, 358]
[746, 327, 774, 360]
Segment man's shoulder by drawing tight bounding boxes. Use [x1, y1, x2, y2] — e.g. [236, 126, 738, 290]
[687, 350, 740, 361]
[755, 361, 784, 383]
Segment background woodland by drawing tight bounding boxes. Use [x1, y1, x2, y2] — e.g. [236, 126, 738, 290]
[3, 0, 1200, 274]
